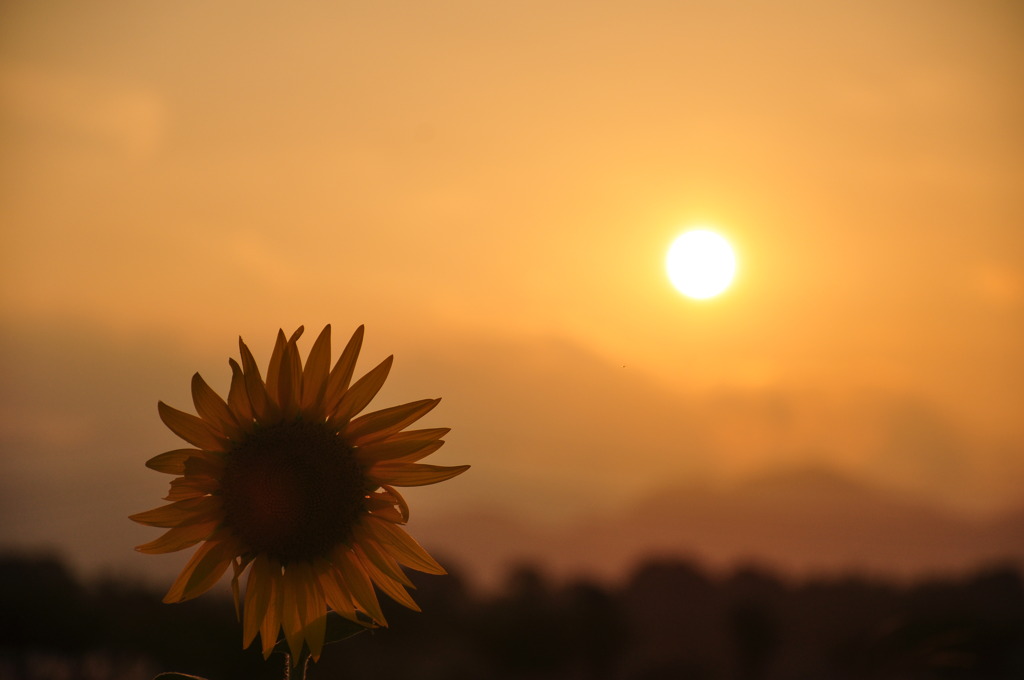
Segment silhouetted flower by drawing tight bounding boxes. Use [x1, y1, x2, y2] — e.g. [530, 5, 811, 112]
[131, 326, 468, 662]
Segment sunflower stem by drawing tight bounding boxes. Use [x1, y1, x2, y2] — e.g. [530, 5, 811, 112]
[282, 652, 311, 680]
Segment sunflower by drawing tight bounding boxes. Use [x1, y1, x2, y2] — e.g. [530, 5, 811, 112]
[131, 325, 468, 662]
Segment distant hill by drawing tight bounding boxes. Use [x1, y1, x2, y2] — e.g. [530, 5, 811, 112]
[414, 467, 1024, 590]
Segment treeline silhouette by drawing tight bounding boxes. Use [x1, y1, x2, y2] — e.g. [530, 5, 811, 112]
[2, 552, 1023, 680]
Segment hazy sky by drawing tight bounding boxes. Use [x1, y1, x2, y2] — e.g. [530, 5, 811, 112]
[1, 1, 1022, 578]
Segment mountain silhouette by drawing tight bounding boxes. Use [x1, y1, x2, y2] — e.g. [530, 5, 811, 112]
[415, 467, 1024, 589]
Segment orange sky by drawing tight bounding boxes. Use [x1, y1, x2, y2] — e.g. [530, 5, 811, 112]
[1, 1, 1022, 578]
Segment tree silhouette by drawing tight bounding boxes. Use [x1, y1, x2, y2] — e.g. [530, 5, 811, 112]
[2, 551, 1023, 679]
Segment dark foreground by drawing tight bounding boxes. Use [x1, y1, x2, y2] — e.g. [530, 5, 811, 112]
[2, 552, 1023, 680]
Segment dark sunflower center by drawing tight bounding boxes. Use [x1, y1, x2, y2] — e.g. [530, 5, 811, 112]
[220, 421, 366, 564]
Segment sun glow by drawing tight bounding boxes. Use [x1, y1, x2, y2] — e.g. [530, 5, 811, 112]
[666, 229, 737, 299]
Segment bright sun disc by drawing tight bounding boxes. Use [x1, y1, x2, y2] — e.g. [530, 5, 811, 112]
[666, 229, 737, 299]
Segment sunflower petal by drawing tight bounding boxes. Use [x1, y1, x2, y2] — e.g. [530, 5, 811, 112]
[239, 338, 280, 424]
[368, 462, 470, 488]
[243, 554, 273, 648]
[360, 518, 447, 575]
[306, 577, 329, 661]
[260, 562, 284, 659]
[366, 505, 405, 523]
[347, 398, 440, 445]
[354, 544, 419, 609]
[231, 558, 244, 620]
[288, 327, 304, 344]
[135, 519, 219, 554]
[145, 448, 206, 475]
[382, 484, 411, 522]
[158, 402, 226, 451]
[323, 325, 364, 413]
[264, 329, 289, 403]
[280, 568, 303, 660]
[356, 439, 444, 466]
[280, 562, 323, 661]
[301, 325, 332, 413]
[183, 452, 226, 476]
[228, 358, 255, 423]
[356, 530, 414, 587]
[163, 533, 237, 603]
[165, 475, 220, 501]
[317, 560, 360, 623]
[191, 373, 241, 440]
[287, 561, 327, 661]
[382, 427, 451, 443]
[330, 356, 393, 426]
[363, 495, 397, 512]
[390, 441, 446, 465]
[277, 337, 302, 418]
[129, 495, 222, 528]
[333, 547, 386, 625]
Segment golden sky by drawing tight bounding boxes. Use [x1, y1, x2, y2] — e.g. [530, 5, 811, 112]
[1, 1, 1022, 577]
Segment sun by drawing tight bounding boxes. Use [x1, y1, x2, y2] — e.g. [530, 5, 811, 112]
[666, 229, 737, 299]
